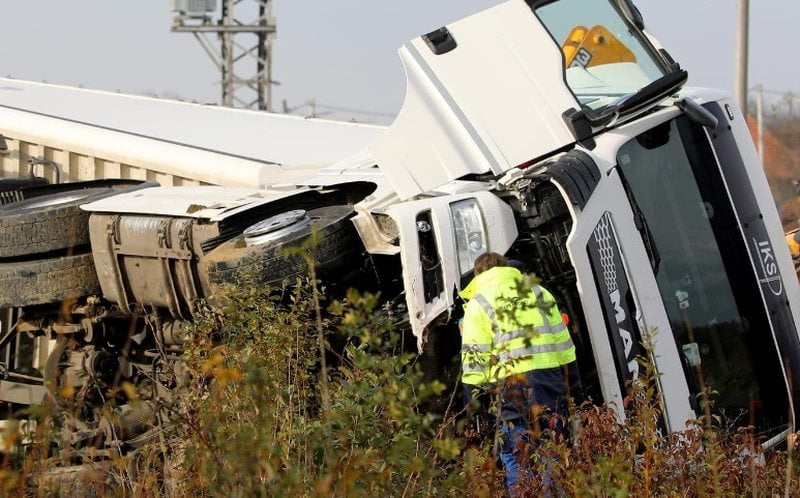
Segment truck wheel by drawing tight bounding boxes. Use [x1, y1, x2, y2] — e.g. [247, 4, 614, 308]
[0, 253, 100, 308]
[203, 205, 362, 291]
[0, 188, 119, 259]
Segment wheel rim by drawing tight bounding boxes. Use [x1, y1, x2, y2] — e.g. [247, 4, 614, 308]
[244, 210, 312, 246]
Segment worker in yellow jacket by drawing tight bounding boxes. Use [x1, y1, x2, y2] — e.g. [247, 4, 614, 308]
[459, 252, 580, 495]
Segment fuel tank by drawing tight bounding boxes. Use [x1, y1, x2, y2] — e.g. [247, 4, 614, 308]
[88, 213, 215, 320]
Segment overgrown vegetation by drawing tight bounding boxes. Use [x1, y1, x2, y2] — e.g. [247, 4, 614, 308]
[2, 271, 800, 496]
[752, 91, 800, 227]
[160, 282, 462, 496]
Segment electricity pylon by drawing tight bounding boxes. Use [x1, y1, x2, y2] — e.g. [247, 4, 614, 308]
[171, 0, 277, 110]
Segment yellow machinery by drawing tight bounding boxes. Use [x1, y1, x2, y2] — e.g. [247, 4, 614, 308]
[561, 25, 637, 69]
[787, 229, 800, 275]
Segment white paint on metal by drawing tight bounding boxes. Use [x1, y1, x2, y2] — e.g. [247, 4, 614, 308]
[0, 78, 385, 187]
[557, 89, 798, 430]
[80, 185, 306, 221]
[388, 190, 517, 349]
[369, 0, 578, 200]
[297, 150, 384, 188]
[715, 96, 800, 424]
[554, 133, 695, 430]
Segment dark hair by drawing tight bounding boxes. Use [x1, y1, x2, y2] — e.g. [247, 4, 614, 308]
[473, 252, 508, 275]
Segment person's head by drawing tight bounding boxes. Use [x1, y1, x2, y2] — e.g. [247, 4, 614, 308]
[473, 252, 508, 275]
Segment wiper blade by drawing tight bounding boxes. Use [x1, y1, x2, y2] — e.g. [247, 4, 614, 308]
[618, 170, 661, 274]
[616, 69, 689, 115]
[562, 70, 688, 143]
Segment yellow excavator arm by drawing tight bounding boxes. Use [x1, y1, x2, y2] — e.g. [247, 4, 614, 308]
[561, 25, 637, 69]
[786, 229, 800, 276]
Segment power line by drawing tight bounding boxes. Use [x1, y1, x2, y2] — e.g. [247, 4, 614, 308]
[313, 103, 395, 118]
[282, 99, 396, 120]
[749, 87, 799, 98]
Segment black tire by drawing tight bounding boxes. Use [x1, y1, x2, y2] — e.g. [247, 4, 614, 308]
[0, 187, 118, 259]
[203, 205, 362, 291]
[0, 177, 48, 192]
[0, 253, 100, 308]
[17, 179, 157, 201]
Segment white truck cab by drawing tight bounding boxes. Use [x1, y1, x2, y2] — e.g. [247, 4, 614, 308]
[359, 0, 800, 444]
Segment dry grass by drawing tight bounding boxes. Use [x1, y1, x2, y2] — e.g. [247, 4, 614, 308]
[1, 279, 798, 497]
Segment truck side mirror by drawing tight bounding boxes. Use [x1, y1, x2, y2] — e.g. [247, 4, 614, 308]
[676, 98, 719, 130]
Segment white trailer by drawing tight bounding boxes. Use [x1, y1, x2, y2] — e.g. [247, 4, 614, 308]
[0, 79, 384, 187]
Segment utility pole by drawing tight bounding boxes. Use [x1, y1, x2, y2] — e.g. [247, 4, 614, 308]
[171, 0, 277, 111]
[756, 84, 764, 164]
[734, 0, 749, 116]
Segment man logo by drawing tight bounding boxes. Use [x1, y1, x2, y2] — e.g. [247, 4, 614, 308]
[610, 289, 639, 379]
[591, 212, 642, 384]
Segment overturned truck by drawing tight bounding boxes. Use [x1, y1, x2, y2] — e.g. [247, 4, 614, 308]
[1, 0, 799, 457]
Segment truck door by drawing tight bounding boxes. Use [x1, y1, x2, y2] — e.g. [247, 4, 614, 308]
[387, 191, 517, 349]
[607, 112, 797, 444]
[544, 152, 696, 431]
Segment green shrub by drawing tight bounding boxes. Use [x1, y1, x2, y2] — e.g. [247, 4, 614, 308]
[164, 281, 477, 497]
[4, 272, 800, 496]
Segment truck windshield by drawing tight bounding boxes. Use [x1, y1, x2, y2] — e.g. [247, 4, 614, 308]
[617, 116, 790, 439]
[534, 0, 667, 113]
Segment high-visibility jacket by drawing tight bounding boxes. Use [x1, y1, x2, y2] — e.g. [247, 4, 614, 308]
[459, 266, 576, 386]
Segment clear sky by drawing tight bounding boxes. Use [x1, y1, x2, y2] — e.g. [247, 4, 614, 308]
[1, 1, 797, 124]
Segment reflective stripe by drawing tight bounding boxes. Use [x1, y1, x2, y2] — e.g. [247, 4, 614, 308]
[461, 343, 492, 353]
[532, 287, 553, 335]
[476, 286, 562, 343]
[462, 362, 488, 373]
[496, 337, 575, 363]
[472, 294, 497, 328]
[463, 294, 496, 379]
[547, 321, 566, 335]
[495, 322, 567, 343]
[538, 309, 553, 334]
[463, 284, 574, 384]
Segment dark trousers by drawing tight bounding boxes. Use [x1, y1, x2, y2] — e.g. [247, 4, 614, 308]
[463, 362, 581, 494]
[462, 361, 582, 424]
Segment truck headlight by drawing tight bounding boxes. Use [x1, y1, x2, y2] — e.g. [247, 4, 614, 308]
[451, 199, 487, 275]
